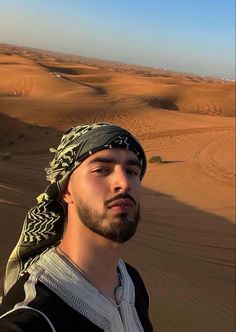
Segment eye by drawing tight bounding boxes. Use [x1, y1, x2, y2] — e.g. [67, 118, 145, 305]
[93, 168, 110, 175]
[126, 168, 140, 176]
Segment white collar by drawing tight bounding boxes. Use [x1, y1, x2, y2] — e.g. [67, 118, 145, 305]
[29, 247, 144, 332]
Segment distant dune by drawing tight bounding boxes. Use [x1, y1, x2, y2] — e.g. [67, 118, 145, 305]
[0, 44, 235, 332]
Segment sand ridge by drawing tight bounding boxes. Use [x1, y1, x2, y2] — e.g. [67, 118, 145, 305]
[0, 44, 235, 332]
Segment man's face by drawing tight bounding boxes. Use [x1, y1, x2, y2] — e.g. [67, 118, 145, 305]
[67, 148, 142, 243]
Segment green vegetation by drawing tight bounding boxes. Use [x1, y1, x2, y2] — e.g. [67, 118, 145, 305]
[149, 155, 162, 164]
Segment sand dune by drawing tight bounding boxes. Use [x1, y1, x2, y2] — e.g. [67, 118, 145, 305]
[0, 45, 235, 332]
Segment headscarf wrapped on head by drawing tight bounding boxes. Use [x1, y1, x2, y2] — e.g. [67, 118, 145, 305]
[4, 122, 147, 295]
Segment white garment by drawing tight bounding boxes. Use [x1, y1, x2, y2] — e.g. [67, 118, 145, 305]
[27, 248, 144, 332]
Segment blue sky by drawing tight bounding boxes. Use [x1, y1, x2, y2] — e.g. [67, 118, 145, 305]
[0, 0, 235, 78]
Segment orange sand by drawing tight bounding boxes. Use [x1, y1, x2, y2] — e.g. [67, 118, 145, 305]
[0, 45, 235, 332]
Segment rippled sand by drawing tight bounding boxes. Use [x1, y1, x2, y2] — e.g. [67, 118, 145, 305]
[0, 45, 235, 331]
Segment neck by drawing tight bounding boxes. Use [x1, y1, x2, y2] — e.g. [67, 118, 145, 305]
[58, 218, 121, 301]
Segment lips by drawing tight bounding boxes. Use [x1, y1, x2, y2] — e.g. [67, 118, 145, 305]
[108, 198, 134, 209]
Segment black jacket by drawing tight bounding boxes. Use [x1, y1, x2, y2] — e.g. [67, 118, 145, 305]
[0, 263, 153, 331]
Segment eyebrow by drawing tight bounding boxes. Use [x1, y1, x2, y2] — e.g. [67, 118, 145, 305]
[88, 157, 142, 169]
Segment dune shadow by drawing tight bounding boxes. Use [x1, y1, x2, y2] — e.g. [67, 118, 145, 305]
[39, 63, 80, 75]
[122, 186, 235, 331]
[73, 79, 107, 95]
[61, 75, 107, 95]
[161, 160, 183, 164]
[0, 62, 21, 65]
[38, 63, 100, 76]
[16, 59, 108, 95]
[144, 96, 179, 110]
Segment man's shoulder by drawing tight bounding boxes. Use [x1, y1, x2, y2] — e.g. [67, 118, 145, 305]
[0, 273, 103, 332]
[124, 262, 153, 331]
[124, 262, 141, 275]
[124, 262, 146, 287]
[0, 307, 54, 332]
[123, 261, 150, 303]
[0, 273, 60, 331]
[0, 273, 58, 315]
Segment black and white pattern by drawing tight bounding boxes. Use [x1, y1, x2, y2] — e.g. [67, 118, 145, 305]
[4, 123, 147, 295]
[31, 248, 144, 332]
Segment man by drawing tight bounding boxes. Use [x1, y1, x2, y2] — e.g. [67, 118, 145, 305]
[0, 123, 153, 331]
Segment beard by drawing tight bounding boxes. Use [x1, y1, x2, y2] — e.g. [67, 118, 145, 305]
[75, 195, 140, 243]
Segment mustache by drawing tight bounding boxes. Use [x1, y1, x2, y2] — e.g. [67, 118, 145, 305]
[104, 193, 137, 207]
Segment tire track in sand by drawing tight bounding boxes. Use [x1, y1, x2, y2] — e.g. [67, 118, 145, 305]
[198, 134, 235, 186]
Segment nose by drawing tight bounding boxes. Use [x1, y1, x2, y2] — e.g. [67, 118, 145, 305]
[112, 166, 131, 193]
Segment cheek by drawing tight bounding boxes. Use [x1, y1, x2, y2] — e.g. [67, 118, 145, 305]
[132, 180, 141, 198]
[136, 188, 142, 201]
[74, 177, 107, 202]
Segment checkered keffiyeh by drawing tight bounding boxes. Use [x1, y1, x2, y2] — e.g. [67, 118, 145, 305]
[4, 123, 146, 295]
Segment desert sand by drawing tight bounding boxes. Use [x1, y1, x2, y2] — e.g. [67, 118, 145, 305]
[0, 44, 235, 331]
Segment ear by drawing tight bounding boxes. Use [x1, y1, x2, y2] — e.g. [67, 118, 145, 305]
[62, 183, 74, 204]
